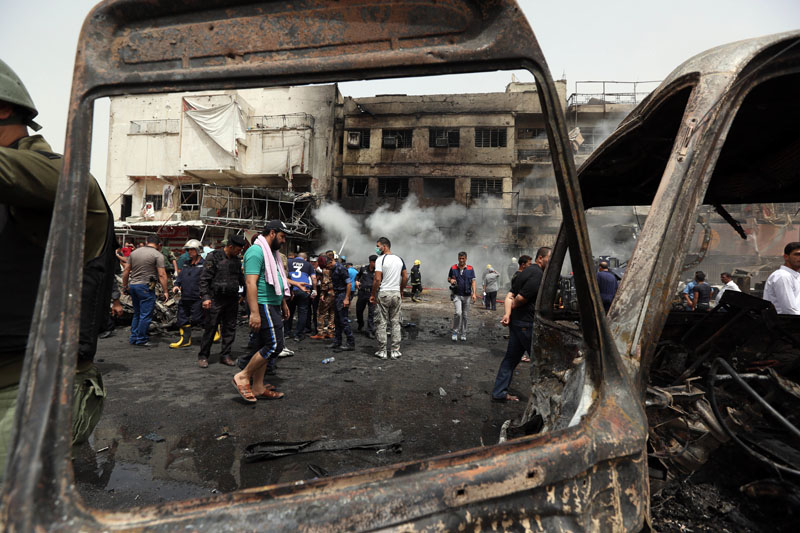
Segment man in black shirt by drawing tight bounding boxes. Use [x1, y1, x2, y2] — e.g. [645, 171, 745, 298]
[691, 271, 712, 312]
[355, 255, 377, 338]
[492, 246, 550, 402]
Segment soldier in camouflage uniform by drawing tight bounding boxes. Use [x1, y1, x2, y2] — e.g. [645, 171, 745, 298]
[311, 255, 335, 339]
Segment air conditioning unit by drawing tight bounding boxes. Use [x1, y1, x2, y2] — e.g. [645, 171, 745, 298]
[347, 131, 362, 147]
[434, 136, 449, 147]
[382, 135, 397, 148]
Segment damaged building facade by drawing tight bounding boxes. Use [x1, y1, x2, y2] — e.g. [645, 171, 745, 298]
[336, 81, 568, 250]
[104, 85, 343, 245]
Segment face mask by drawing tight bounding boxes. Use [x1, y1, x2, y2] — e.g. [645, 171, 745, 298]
[375, 247, 383, 255]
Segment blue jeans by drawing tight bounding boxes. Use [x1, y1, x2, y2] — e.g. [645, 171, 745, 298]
[129, 284, 156, 344]
[492, 320, 533, 399]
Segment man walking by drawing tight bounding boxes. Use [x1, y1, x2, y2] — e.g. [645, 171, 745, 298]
[169, 239, 205, 350]
[329, 257, 356, 351]
[492, 247, 550, 402]
[448, 251, 476, 342]
[371, 237, 407, 359]
[409, 260, 423, 301]
[764, 243, 800, 315]
[596, 261, 619, 313]
[482, 264, 500, 310]
[197, 234, 246, 368]
[232, 220, 291, 402]
[123, 235, 169, 346]
[356, 255, 377, 338]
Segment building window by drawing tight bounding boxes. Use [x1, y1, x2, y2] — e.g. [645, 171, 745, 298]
[346, 129, 370, 149]
[517, 127, 546, 139]
[474, 128, 507, 147]
[382, 129, 413, 149]
[423, 178, 455, 198]
[428, 128, 459, 148]
[179, 184, 201, 211]
[378, 178, 409, 197]
[144, 194, 163, 211]
[470, 179, 503, 197]
[347, 178, 370, 197]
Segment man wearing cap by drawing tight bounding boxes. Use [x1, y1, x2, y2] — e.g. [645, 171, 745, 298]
[198, 235, 246, 367]
[232, 220, 291, 402]
[355, 255, 377, 338]
[0, 59, 117, 477]
[410, 259, 423, 302]
[169, 239, 205, 351]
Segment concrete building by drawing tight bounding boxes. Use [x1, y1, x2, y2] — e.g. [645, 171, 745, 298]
[336, 81, 568, 251]
[104, 85, 342, 246]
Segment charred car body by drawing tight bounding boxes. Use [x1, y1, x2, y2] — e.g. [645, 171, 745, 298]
[1, 0, 798, 530]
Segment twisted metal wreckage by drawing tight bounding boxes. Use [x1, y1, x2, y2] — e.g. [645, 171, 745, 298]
[2, 0, 799, 530]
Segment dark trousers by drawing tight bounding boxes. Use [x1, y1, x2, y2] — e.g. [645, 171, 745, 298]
[333, 292, 355, 346]
[309, 294, 319, 333]
[411, 283, 422, 298]
[129, 284, 155, 345]
[199, 295, 238, 359]
[484, 291, 497, 310]
[492, 320, 533, 399]
[355, 291, 375, 333]
[288, 290, 310, 337]
[176, 298, 203, 326]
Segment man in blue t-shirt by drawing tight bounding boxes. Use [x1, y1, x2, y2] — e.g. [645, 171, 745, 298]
[596, 261, 619, 313]
[447, 251, 477, 342]
[286, 252, 316, 341]
[232, 220, 292, 404]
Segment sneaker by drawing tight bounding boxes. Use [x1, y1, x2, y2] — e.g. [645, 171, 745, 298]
[375, 350, 388, 360]
[278, 348, 294, 358]
[390, 350, 402, 359]
[460, 334, 467, 342]
[451, 332, 458, 342]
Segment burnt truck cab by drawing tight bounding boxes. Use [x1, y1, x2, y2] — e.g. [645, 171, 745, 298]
[1, 0, 798, 530]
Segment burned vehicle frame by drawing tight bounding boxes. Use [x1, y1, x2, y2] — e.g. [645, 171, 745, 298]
[2, 0, 796, 530]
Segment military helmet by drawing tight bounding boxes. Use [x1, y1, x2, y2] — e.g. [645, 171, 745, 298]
[183, 239, 203, 251]
[0, 59, 41, 131]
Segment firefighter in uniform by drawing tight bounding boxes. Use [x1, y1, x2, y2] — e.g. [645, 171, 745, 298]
[197, 235, 246, 367]
[410, 259, 423, 301]
[0, 59, 116, 478]
[169, 239, 205, 350]
[311, 256, 335, 339]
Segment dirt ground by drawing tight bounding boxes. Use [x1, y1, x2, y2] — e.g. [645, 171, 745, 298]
[74, 290, 526, 510]
[73, 290, 795, 530]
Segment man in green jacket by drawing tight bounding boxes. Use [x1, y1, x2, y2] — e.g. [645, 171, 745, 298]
[0, 59, 116, 480]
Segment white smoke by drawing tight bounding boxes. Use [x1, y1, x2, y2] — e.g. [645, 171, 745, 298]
[313, 195, 518, 288]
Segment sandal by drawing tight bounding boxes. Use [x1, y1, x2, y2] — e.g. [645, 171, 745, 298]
[259, 389, 285, 400]
[232, 378, 257, 403]
[492, 394, 520, 403]
[521, 356, 531, 363]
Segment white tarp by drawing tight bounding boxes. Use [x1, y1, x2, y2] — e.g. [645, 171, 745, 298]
[184, 97, 246, 157]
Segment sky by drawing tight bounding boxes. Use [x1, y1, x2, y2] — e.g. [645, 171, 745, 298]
[1, 0, 798, 186]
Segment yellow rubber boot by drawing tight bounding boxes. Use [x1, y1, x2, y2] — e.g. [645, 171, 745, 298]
[213, 324, 221, 343]
[169, 326, 192, 348]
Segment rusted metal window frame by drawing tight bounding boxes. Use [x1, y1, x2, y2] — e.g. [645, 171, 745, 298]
[0, 1, 645, 530]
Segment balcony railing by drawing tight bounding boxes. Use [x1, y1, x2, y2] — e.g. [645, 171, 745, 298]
[128, 119, 180, 135]
[517, 149, 551, 162]
[248, 113, 315, 131]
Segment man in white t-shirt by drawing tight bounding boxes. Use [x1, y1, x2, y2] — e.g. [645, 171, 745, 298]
[370, 236, 408, 359]
[714, 272, 741, 307]
[764, 242, 800, 315]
